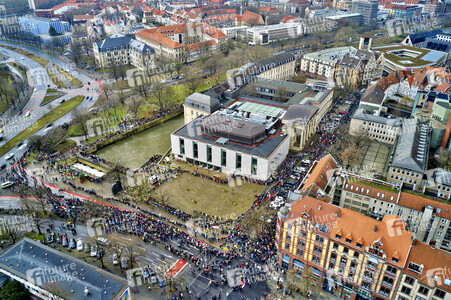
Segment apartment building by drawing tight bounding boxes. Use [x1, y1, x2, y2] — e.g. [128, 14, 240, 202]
[349, 108, 402, 144]
[277, 196, 413, 300]
[351, 0, 378, 26]
[337, 173, 451, 252]
[395, 242, 451, 300]
[93, 34, 155, 70]
[227, 53, 296, 90]
[301, 47, 357, 80]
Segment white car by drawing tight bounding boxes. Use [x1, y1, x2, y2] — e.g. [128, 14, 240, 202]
[18, 143, 27, 150]
[76, 239, 84, 251]
[90, 245, 97, 257]
[5, 153, 13, 160]
[112, 254, 118, 265]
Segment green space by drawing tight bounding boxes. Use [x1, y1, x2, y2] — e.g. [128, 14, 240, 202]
[55, 65, 82, 86]
[148, 173, 266, 217]
[67, 104, 158, 136]
[45, 66, 67, 88]
[4, 46, 48, 67]
[0, 95, 84, 157]
[7, 62, 27, 79]
[47, 88, 59, 93]
[0, 66, 19, 114]
[24, 232, 45, 243]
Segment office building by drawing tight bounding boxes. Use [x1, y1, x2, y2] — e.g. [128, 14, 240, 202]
[246, 23, 303, 46]
[351, 0, 378, 26]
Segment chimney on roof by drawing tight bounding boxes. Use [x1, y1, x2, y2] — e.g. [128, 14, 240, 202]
[373, 224, 378, 233]
[336, 209, 341, 218]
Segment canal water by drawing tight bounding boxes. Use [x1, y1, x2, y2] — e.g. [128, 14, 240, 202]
[96, 115, 184, 169]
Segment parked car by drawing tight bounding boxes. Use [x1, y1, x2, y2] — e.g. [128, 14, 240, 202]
[97, 237, 110, 246]
[113, 254, 118, 265]
[4, 153, 13, 160]
[121, 257, 128, 269]
[76, 239, 84, 251]
[47, 233, 54, 243]
[69, 238, 76, 249]
[84, 243, 91, 253]
[90, 245, 97, 257]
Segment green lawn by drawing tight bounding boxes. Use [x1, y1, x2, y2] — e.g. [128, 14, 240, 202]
[55, 65, 82, 86]
[4, 46, 48, 67]
[68, 104, 158, 137]
[148, 173, 266, 217]
[0, 69, 18, 114]
[0, 95, 84, 157]
[24, 232, 45, 243]
[45, 66, 67, 88]
[43, 94, 58, 103]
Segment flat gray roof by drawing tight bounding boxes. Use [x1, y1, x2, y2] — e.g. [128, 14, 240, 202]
[174, 117, 288, 158]
[0, 238, 128, 300]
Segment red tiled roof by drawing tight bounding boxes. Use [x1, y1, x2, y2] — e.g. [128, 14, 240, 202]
[302, 155, 337, 191]
[404, 241, 451, 291]
[238, 10, 262, 24]
[280, 16, 298, 23]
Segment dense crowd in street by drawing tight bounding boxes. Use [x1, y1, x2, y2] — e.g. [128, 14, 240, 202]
[0, 91, 360, 299]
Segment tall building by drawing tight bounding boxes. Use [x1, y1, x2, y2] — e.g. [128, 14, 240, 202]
[351, 0, 378, 27]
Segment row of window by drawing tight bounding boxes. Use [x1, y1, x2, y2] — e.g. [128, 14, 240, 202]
[180, 139, 257, 175]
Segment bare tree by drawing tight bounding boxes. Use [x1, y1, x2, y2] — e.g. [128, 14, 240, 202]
[152, 81, 174, 111]
[72, 107, 91, 140]
[86, 235, 111, 269]
[184, 72, 202, 94]
[0, 223, 25, 245]
[124, 241, 145, 269]
[103, 83, 113, 100]
[19, 187, 51, 235]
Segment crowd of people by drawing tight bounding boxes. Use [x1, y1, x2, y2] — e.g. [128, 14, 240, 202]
[2, 90, 361, 298]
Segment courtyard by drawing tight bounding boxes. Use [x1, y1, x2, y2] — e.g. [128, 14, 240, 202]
[348, 141, 391, 176]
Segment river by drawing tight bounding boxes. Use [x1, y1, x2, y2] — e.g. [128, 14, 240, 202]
[96, 115, 184, 169]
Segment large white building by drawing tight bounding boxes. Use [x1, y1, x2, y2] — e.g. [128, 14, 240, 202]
[171, 102, 290, 180]
[246, 23, 303, 45]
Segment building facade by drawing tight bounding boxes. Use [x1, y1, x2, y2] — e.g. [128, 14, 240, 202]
[171, 104, 290, 180]
[93, 34, 155, 70]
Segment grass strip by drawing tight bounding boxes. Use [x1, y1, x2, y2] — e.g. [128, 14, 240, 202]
[0, 95, 84, 157]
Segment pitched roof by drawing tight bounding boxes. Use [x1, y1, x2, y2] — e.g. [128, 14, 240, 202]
[404, 241, 451, 291]
[330, 211, 412, 268]
[185, 39, 217, 51]
[397, 191, 451, 219]
[282, 104, 318, 124]
[391, 119, 429, 173]
[301, 155, 337, 190]
[280, 16, 299, 23]
[238, 10, 262, 24]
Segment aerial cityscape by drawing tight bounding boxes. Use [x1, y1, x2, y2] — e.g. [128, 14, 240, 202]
[0, 0, 448, 299]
